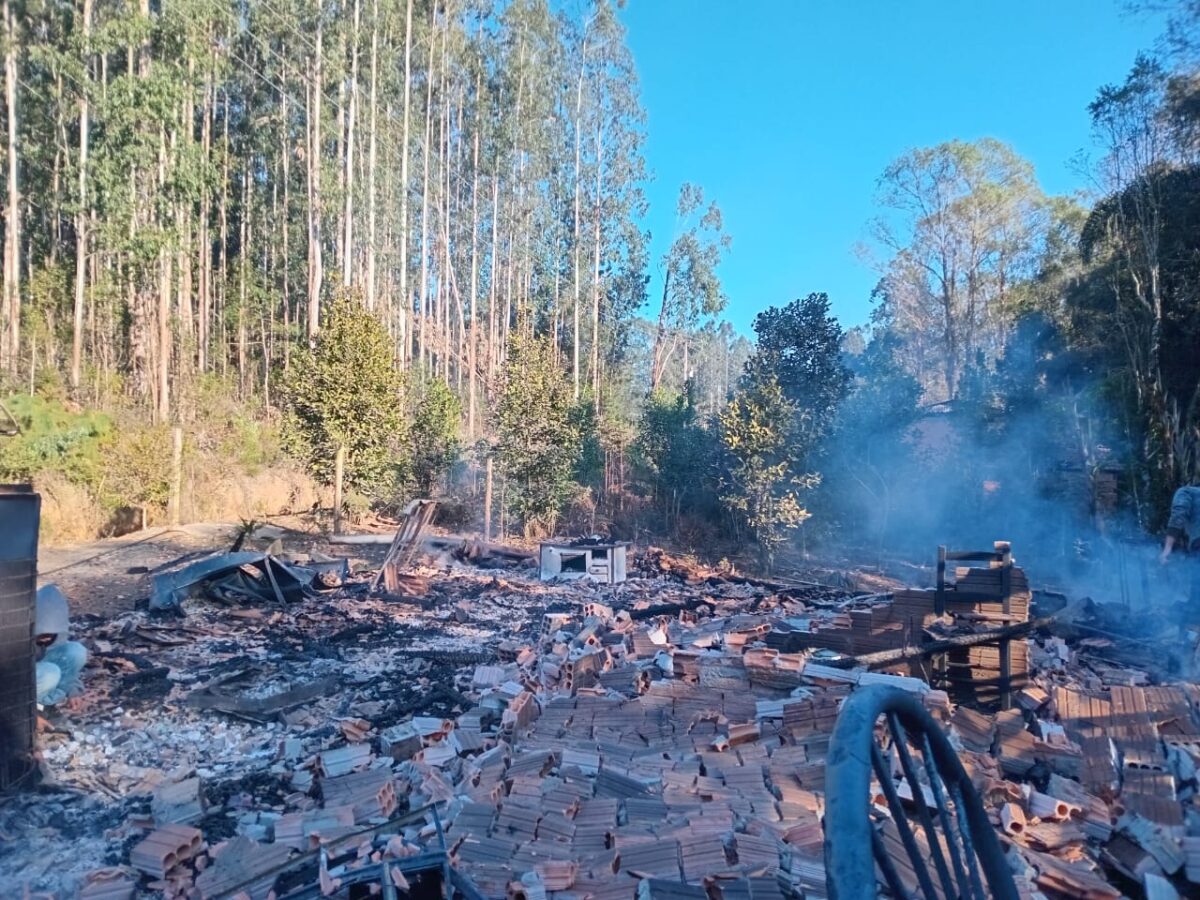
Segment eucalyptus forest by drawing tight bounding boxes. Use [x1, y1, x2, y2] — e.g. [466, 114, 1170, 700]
[1, 0, 1199, 573]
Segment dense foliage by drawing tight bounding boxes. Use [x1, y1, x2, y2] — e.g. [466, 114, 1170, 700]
[283, 295, 404, 495]
[718, 370, 813, 571]
[632, 388, 715, 531]
[0, 0, 654, 423]
[494, 333, 582, 537]
[4, 0, 1199, 574]
[406, 375, 462, 498]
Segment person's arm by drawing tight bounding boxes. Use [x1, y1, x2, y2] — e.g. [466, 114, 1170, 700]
[1162, 533, 1177, 564]
[1163, 487, 1193, 563]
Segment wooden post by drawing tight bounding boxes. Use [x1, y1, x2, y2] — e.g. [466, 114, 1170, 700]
[997, 540, 1013, 710]
[483, 454, 493, 541]
[168, 425, 183, 525]
[334, 444, 346, 534]
[934, 545, 948, 688]
[935, 545, 947, 615]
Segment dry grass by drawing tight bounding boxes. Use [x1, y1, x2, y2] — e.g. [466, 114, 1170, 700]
[34, 472, 110, 545]
[34, 462, 322, 547]
[182, 461, 321, 524]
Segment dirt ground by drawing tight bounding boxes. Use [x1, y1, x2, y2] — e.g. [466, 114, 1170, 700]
[4, 518, 558, 896]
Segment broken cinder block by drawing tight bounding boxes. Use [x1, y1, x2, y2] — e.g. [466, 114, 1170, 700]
[152, 776, 206, 826]
[999, 802, 1026, 835]
[380, 722, 422, 761]
[129, 824, 204, 878]
[78, 870, 137, 900]
[316, 742, 372, 776]
[321, 769, 398, 822]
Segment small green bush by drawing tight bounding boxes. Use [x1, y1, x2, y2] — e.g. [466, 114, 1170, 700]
[0, 394, 112, 489]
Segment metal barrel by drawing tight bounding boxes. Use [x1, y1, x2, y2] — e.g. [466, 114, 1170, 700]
[0, 485, 40, 790]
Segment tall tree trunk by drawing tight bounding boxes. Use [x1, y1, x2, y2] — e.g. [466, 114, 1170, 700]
[398, 0, 413, 365]
[156, 127, 171, 422]
[307, 6, 324, 339]
[128, 0, 153, 403]
[488, 176, 498, 390]
[238, 159, 249, 398]
[591, 120, 603, 402]
[71, 0, 93, 390]
[177, 60, 194, 373]
[468, 125, 479, 437]
[434, 31, 447, 375]
[219, 92, 230, 378]
[341, 0, 360, 289]
[381, 120, 393, 338]
[504, 36, 525, 359]
[571, 58, 584, 400]
[198, 48, 213, 371]
[649, 270, 674, 391]
[435, 20, 449, 381]
[177, 199, 192, 371]
[281, 73, 291, 369]
[450, 86, 462, 386]
[333, 443, 345, 533]
[3, 0, 21, 373]
[417, 0, 435, 366]
[364, 0, 378, 309]
[49, 73, 64, 269]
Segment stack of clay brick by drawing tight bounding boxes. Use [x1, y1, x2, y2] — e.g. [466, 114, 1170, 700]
[774, 558, 1033, 707]
[92, 547, 1200, 899]
[940, 565, 1031, 704]
[427, 579, 1198, 899]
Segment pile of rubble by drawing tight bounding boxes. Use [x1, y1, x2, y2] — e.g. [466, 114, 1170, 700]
[2, 542, 1199, 899]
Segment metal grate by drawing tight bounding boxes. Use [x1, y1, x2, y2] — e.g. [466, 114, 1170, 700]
[823, 685, 1019, 900]
[0, 485, 40, 791]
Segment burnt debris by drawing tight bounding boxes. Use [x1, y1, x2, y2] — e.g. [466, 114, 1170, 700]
[3, 539, 1200, 899]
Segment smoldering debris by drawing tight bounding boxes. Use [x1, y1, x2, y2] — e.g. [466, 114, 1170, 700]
[3, 541, 1200, 898]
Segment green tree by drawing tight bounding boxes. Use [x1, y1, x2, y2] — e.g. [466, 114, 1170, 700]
[718, 369, 813, 571]
[633, 386, 716, 531]
[408, 374, 462, 498]
[494, 333, 582, 536]
[750, 292, 852, 450]
[283, 295, 403, 498]
[571, 395, 604, 496]
[718, 292, 851, 566]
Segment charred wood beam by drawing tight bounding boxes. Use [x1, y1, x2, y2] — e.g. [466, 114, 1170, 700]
[628, 596, 711, 621]
[185, 674, 341, 715]
[823, 617, 1054, 670]
[278, 849, 450, 899]
[213, 803, 439, 900]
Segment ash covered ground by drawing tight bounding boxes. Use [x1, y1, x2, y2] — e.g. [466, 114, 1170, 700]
[3, 528, 1200, 899]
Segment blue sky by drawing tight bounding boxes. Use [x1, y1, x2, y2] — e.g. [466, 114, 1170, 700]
[620, 0, 1169, 335]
